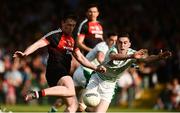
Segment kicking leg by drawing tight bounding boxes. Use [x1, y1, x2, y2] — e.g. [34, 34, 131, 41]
[63, 96, 78, 113]
[25, 76, 76, 100]
[70, 56, 80, 76]
[95, 99, 110, 113]
[44, 76, 76, 96]
[49, 98, 64, 113]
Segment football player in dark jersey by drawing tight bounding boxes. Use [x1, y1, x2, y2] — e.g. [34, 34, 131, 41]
[13, 13, 105, 113]
[77, 4, 103, 55]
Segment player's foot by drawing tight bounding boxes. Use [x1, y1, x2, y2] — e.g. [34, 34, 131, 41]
[77, 102, 87, 112]
[24, 90, 39, 101]
[48, 106, 58, 113]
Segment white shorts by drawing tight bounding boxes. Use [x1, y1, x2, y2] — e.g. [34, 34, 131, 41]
[73, 66, 87, 88]
[86, 73, 116, 103]
[116, 70, 133, 88]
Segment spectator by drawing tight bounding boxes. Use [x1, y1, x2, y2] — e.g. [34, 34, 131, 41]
[171, 78, 180, 109]
[154, 82, 173, 110]
[77, 4, 103, 55]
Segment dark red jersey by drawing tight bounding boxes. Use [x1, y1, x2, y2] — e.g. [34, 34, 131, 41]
[78, 19, 103, 49]
[44, 29, 77, 86]
[45, 31, 75, 66]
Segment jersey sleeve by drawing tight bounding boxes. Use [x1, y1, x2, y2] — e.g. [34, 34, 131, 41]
[73, 34, 80, 52]
[127, 48, 136, 54]
[96, 42, 109, 54]
[42, 29, 62, 47]
[109, 46, 118, 55]
[128, 48, 137, 63]
[77, 21, 88, 36]
[77, 19, 88, 34]
[102, 46, 117, 64]
[44, 33, 60, 47]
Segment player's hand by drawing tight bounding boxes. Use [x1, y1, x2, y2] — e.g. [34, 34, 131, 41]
[96, 65, 106, 73]
[158, 50, 172, 59]
[13, 51, 26, 58]
[134, 49, 148, 59]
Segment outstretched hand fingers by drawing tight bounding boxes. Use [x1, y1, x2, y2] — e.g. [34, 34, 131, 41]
[134, 49, 148, 59]
[13, 51, 25, 58]
[159, 51, 172, 59]
[96, 65, 106, 73]
[100, 66, 106, 73]
[139, 49, 148, 54]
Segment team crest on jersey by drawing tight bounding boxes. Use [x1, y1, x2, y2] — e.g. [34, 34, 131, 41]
[90, 26, 95, 29]
[57, 35, 75, 53]
[64, 40, 74, 51]
[95, 26, 100, 31]
[66, 40, 72, 46]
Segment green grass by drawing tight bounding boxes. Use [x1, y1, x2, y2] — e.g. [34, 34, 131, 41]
[1, 84, 178, 112]
[0, 104, 171, 112]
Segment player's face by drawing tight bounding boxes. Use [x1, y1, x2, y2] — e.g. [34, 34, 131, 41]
[107, 35, 118, 48]
[61, 19, 76, 35]
[86, 7, 99, 21]
[116, 37, 131, 53]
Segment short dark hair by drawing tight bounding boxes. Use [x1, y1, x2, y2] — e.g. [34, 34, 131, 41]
[61, 12, 77, 22]
[118, 32, 130, 38]
[118, 32, 131, 41]
[103, 32, 118, 40]
[107, 32, 118, 38]
[86, 4, 99, 11]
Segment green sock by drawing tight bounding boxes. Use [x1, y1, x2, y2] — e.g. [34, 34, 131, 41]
[49, 106, 57, 113]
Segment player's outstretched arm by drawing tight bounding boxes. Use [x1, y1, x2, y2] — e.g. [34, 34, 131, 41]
[110, 49, 148, 60]
[96, 51, 105, 64]
[139, 50, 172, 63]
[13, 38, 49, 58]
[73, 49, 106, 73]
[77, 35, 92, 52]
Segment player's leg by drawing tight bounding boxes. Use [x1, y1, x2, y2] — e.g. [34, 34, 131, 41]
[73, 66, 87, 112]
[85, 75, 116, 112]
[48, 98, 63, 113]
[73, 66, 87, 88]
[96, 81, 116, 112]
[56, 76, 78, 112]
[73, 66, 92, 112]
[63, 95, 78, 113]
[25, 76, 76, 100]
[48, 74, 79, 113]
[43, 76, 75, 96]
[84, 74, 100, 112]
[95, 99, 110, 113]
[48, 65, 82, 113]
[76, 89, 87, 112]
[70, 55, 80, 76]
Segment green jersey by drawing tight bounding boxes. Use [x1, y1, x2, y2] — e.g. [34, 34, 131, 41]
[98, 46, 136, 82]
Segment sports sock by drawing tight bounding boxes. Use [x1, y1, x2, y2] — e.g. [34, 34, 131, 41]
[78, 102, 87, 112]
[38, 90, 46, 98]
[50, 106, 58, 112]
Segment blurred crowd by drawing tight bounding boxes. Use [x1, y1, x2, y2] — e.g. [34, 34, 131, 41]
[0, 0, 179, 110]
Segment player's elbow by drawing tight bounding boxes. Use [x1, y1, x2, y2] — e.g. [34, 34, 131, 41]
[97, 53, 105, 63]
[77, 42, 84, 50]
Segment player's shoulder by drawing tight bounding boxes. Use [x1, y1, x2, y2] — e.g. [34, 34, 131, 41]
[97, 20, 103, 24]
[96, 41, 106, 46]
[128, 48, 136, 54]
[107, 45, 118, 54]
[110, 45, 117, 50]
[77, 19, 88, 33]
[42, 28, 62, 39]
[95, 42, 108, 51]
[79, 19, 88, 26]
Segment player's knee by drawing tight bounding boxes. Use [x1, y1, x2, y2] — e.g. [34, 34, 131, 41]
[69, 88, 76, 96]
[67, 100, 78, 112]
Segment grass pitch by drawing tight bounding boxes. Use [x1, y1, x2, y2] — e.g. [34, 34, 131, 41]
[0, 104, 170, 112]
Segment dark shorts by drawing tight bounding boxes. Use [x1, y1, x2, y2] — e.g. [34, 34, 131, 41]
[45, 65, 70, 87]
